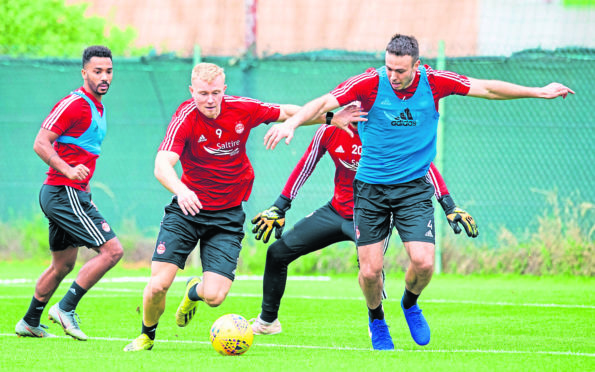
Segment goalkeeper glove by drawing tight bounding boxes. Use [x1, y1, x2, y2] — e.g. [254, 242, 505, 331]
[251, 195, 291, 243]
[438, 194, 479, 238]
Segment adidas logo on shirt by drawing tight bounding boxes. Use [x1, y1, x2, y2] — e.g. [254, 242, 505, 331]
[335, 145, 345, 154]
[381, 98, 392, 106]
[390, 108, 417, 127]
[198, 135, 207, 143]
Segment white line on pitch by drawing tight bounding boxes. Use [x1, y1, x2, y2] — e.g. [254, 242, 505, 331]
[0, 333, 593, 357]
[1, 289, 593, 309]
[1, 277, 593, 309]
[232, 294, 595, 309]
[0, 276, 329, 286]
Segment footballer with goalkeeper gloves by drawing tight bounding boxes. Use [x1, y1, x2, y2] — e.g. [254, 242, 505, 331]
[250, 115, 477, 336]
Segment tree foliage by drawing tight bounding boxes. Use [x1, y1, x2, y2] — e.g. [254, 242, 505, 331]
[0, 0, 148, 57]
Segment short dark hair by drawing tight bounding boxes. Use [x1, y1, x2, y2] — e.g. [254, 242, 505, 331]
[386, 34, 419, 62]
[82, 45, 112, 67]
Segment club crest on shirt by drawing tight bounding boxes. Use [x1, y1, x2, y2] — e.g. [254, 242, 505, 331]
[101, 221, 111, 232]
[235, 122, 245, 134]
[156, 241, 166, 255]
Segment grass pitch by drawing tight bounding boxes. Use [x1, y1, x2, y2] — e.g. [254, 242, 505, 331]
[0, 261, 593, 371]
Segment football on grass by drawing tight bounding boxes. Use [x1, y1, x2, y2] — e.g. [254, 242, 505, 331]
[209, 314, 254, 355]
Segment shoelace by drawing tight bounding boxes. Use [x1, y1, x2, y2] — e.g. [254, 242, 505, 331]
[408, 307, 424, 328]
[371, 324, 392, 347]
[371, 322, 390, 339]
[65, 310, 82, 327]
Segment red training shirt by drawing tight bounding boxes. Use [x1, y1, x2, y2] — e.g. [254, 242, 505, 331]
[331, 64, 471, 111]
[159, 95, 281, 210]
[41, 87, 104, 192]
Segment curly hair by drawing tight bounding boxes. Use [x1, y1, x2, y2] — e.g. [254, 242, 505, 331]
[82, 46, 112, 67]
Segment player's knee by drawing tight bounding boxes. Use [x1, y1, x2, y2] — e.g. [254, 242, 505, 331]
[101, 239, 124, 267]
[202, 292, 226, 307]
[52, 261, 75, 279]
[266, 240, 292, 265]
[146, 279, 171, 299]
[359, 264, 382, 283]
[108, 245, 124, 265]
[411, 256, 434, 276]
[202, 286, 229, 307]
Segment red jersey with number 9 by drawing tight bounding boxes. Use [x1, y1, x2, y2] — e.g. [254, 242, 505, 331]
[159, 96, 281, 210]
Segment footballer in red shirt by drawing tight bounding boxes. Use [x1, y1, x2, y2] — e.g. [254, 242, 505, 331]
[16, 46, 123, 341]
[123, 62, 364, 351]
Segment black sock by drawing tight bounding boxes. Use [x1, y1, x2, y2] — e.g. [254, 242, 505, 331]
[59, 281, 87, 312]
[402, 288, 419, 310]
[142, 322, 157, 340]
[187, 284, 203, 302]
[368, 303, 385, 321]
[23, 296, 48, 327]
[261, 239, 291, 323]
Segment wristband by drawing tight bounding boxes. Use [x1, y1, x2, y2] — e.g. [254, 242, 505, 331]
[273, 194, 292, 212]
[438, 194, 456, 215]
[325, 112, 334, 125]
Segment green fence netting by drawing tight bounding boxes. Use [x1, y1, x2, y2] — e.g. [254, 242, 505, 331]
[0, 49, 593, 247]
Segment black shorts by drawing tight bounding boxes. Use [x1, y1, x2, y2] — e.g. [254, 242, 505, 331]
[39, 185, 117, 251]
[152, 198, 245, 280]
[353, 177, 435, 246]
[280, 202, 355, 259]
[275, 202, 391, 298]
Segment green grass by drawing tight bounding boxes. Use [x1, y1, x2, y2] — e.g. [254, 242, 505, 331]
[0, 261, 593, 371]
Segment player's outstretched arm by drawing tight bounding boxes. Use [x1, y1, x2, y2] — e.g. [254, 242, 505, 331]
[438, 194, 478, 238]
[467, 78, 574, 100]
[264, 94, 340, 150]
[154, 150, 202, 216]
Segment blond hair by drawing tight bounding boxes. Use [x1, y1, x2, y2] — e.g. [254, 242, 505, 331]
[191, 63, 225, 84]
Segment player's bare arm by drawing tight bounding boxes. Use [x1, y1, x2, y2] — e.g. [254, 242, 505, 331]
[276, 104, 307, 122]
[33, 128, 90, 181]
[467, 78, 575, 100]
[265, 94, 345, 150]
[154, 150, 203, 216]
[264, 100, 335, 150]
